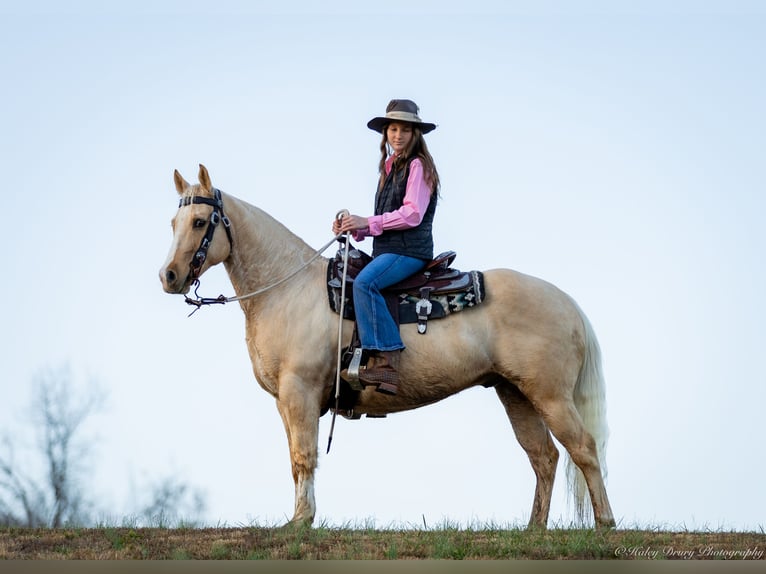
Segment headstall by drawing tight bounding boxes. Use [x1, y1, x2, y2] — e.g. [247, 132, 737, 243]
[179, 188, 233, 283]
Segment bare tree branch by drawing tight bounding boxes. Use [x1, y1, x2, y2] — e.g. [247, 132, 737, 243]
[0, 365, 105, 527]
[0, 436, 47, 526]
[139, 476, 207, 527]
[1, 365, 207, 528]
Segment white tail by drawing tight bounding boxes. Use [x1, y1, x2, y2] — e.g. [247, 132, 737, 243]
[566, 305, 609, 525]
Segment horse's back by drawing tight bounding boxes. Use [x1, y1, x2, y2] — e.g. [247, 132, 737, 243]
[480, 267, 584, 329]
[399, 267, 585, 377]
[449, 267, 587, 379]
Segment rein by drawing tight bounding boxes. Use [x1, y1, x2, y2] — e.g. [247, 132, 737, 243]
[184, 235, 340, 314]
[179, 190, 342, 314]
[327, 210, 351, 454]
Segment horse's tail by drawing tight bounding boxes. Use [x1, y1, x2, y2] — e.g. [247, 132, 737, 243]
[566, 303, 609, 525]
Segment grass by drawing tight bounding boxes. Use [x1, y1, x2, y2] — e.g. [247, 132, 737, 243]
[0, 520, 764, 560]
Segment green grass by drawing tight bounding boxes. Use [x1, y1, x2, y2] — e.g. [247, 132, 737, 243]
[0, 522, 763, 560]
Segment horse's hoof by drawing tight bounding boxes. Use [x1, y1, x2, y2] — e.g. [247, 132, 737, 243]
[280, 518, 313, 532]
[596, 518, 617, 530]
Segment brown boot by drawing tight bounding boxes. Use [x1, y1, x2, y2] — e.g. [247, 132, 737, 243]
[359, 350, 400, 395]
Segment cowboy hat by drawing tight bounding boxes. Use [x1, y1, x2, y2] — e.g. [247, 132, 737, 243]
[367, 99, 437, 134]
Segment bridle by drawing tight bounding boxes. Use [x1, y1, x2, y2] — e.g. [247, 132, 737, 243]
[179, 187, 233, 283]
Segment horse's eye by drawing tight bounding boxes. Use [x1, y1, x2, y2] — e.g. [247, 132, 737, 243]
[193, 218, 207, 228]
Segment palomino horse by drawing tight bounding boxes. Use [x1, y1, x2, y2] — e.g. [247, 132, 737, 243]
[159, 164, 616, 529]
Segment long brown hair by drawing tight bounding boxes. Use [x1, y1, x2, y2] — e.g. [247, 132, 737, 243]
[377, 124, 440, 197]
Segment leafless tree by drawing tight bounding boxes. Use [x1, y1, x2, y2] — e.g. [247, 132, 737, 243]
[0, 435, 48, 527]
[0, 365, 104, 527]
[137, 476, 207, 527]
[1, 365, 209, 528]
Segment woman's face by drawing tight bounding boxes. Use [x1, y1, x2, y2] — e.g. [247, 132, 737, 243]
[386, 122, 414, 155]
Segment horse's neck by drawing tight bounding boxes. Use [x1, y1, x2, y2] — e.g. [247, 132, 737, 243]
[222, 193, 321, 299]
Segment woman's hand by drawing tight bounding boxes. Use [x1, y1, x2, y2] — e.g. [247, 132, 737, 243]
[333, 214, 368, 234]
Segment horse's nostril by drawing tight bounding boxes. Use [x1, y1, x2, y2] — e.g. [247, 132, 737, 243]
[165, 269, 176, 284]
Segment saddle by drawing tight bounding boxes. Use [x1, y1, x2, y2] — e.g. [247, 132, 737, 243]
[323, 243, 486, 420]
[327, 244, 485, 335]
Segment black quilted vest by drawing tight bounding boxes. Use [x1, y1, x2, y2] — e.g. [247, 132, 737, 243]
[372, 157, 437, 261]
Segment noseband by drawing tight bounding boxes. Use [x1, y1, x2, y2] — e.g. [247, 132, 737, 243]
[179, 188, 233, 283]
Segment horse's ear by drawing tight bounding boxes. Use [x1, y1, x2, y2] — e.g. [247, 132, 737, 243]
[174, 169, 190, 195]
[198, 164, 212, 192]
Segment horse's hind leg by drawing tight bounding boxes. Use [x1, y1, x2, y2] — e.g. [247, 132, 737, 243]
[537, 398, 615, 528]
[495, 381, 559, 529]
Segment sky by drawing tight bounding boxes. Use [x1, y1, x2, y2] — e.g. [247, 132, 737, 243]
[1, 0, 764, 530]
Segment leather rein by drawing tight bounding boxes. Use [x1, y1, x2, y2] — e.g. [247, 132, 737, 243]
[178, 189, 339, 314]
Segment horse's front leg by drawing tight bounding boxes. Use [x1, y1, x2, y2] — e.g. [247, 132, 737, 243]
[275, 373, 324, 527]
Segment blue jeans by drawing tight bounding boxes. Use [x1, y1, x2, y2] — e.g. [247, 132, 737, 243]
[353, 253, 427, 351]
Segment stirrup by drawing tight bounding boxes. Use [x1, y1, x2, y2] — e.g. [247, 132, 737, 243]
[340, 348, 364, 391]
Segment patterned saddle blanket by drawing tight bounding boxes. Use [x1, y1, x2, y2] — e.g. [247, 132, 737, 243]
[327, 244, 485, 334]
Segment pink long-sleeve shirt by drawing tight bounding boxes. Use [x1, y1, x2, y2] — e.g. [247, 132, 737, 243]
[352, 155, 432, 242]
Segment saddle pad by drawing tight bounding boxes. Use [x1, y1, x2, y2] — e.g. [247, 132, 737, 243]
[326, 247, 485, 324]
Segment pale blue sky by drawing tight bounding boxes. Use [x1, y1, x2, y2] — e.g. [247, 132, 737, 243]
[1, 1, 764, 529]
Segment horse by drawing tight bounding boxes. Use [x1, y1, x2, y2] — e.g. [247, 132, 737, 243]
[159, 164, 616, 529]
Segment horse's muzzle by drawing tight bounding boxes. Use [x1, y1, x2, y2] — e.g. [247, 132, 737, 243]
[159, 264, 191, 294]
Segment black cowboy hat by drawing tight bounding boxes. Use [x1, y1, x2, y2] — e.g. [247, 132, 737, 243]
[367, 99, 437, 134]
